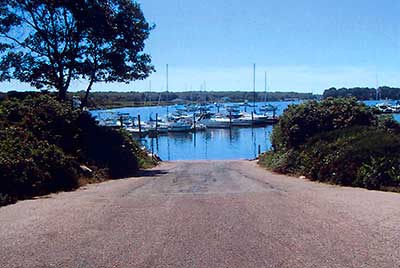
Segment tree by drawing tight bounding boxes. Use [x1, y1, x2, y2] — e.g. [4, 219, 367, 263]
[0, 0, 154, 102]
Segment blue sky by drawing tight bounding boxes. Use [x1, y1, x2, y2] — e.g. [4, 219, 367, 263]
[1, 0, 399, 93]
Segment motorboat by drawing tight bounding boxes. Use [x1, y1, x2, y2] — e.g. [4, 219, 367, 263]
[192, 123, 207, 131]
[147, 122, 169, 134]
[231, 113, 253, 126]
[225, 104, 241, 114]
[199, 114, 231, 128]
[99, 118, 121, 128]
[167, 121, 192, 132]
[260, 104, 277, 112]
[117, 112, 134, 127]
[375, 102, 400, 114]
[126, 126, 149, 136]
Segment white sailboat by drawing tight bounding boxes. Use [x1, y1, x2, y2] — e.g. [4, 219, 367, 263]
[164, 64, 192, 132]
[260, 71, 277, 113]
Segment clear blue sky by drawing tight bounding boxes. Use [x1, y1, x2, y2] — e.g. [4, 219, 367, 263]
[1, 0, 399, 93]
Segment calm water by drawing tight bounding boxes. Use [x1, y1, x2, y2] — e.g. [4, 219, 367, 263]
[92, 100, 400, 160]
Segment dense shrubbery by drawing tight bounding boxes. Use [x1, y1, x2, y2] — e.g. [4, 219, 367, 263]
[270, 98, 375, 150]
[260, 98, 400, 191]
[0, 94, 153, 206]
[76, 113, 140, 178]
[0, 127, 79, 205]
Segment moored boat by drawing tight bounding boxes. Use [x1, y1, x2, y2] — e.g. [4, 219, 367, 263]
[199, 114, 231, 128]
[168, 121, 192, 132]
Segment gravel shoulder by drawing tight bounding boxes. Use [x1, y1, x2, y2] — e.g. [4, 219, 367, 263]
[1, 160, 399, 268]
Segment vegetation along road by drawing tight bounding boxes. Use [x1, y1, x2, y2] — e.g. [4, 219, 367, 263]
[1, 160, 399, 268]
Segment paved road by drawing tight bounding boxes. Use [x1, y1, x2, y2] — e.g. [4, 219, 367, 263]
[1, 161, 400, 268]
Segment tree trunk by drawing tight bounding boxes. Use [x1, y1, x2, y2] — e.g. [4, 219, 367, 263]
[58, 88, 67, 102]
[81, 78, 95, 109]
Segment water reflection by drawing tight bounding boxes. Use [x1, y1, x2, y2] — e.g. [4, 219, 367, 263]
[143, 126, 273, 161]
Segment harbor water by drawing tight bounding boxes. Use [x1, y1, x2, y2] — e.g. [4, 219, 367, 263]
[91, 100, 400, 161]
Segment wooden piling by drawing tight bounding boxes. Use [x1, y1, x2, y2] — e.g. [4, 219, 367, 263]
[155, 113, 158, 133]
[138, 114, 142, 136]
[193, 113, 196, 131]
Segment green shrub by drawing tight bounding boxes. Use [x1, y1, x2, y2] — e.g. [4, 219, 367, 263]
[0, 94, 151, 206]
[0, 127, 79, 205]
[297, 127, 400, 186]
[356, 157, 400, 190]
[0, 95, 80, 154]
[259, 150, 300, 174]
[271, 98, 375, 151]
[261, 98, 400, 191]
[375, 115, 400, 135]
[1, 95, 142, 177]
[77, 113, 140, 178]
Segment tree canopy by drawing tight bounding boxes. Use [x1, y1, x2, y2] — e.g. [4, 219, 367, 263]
[0, 0, 154, 102]
[323, 86, 400, 100]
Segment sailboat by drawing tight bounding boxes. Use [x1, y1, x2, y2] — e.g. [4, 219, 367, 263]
[231, 64, 258, 126]
[259, 71, 277, 113]
[164, 64, 192, 132]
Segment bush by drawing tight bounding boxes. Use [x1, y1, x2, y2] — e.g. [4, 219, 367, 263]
[259, 150, 300, 174]
[1, 95, 143, 176]
[375, 115, 400, 135]
[297, 126, 400, 187]
[0, 127, 79, 206]
[77, 112, 140, 178]
[261, 98, 400, 191]
[356, 157, 400, 190]
[271, 98, 375, 151]
[0, 94, 81, 154]
[0, 94, 152, 206]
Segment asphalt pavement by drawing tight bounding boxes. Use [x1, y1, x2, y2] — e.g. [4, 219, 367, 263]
[1, 160, 399, 268]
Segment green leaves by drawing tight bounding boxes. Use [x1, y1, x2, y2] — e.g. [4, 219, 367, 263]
[0, 0, 154, 101]
[263, 98, 400, 191]
[0, 126, 79, 204]
[0, 95, 144, 206]
[271, 98, 375, 150]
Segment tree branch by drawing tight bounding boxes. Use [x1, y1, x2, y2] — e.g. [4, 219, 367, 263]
[0, 34, 48, 58]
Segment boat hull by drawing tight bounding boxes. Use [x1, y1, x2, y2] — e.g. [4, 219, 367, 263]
[201, 119, 231, 128]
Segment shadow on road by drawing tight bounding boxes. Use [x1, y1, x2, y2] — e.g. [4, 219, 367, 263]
[134, 169, 168, 178]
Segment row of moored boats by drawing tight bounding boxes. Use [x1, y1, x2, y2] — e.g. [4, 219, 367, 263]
[96, 103, 279, 136]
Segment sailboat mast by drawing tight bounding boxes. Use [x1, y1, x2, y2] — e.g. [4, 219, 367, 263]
[375, 74, 380, 101]
[144, 80, 151, 106]
[166, 64, 169, 115]
[264, 71, 267, 103]
[149, 80, 152, 105]
[253, 63, 256, 112]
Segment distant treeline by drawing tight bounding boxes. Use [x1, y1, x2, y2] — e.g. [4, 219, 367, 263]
[72, 90, 319, 108]
[0, 90, 319, 108]
[323, 86, 400, 100]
